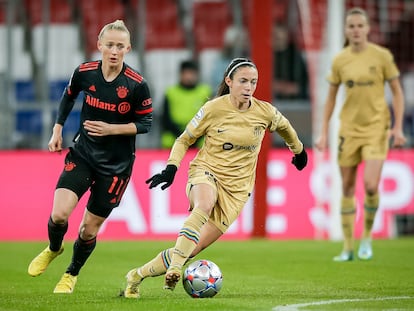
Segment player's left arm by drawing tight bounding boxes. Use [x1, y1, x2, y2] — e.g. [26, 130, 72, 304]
[270, 106, 307, 170]
[82, 119, 149, 136]
[388, 77, 406, 147]
[269, 106, 303, 154]
[132, 81, 153, 134]
[83, 111, 152, 137]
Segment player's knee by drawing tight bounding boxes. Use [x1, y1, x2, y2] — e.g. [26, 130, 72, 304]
[342, 188, 355, 197]
[51, 211, 69, 224]
[79, 230, 97, 241]
[191, 202, 214, 216]
[341, 181, 356, 197]
[78, 224, 99, 241]
[364, 183, 378, 196]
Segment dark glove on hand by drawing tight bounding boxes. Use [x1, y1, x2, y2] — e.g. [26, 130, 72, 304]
[146, 164, 178, 190]
[291, 148, 308, 171]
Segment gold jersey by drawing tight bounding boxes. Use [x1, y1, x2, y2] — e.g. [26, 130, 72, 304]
[328, 43, 399, 137]
[167, 94, 303, 197]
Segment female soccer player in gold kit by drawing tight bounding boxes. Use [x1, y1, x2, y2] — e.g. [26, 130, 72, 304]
[122, 58, 308, 298]
[316, 8, 406, 261]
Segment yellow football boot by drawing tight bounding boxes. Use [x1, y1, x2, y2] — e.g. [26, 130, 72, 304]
[28, 245, 64, 277]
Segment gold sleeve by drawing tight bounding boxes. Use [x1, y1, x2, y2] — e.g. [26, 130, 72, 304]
[167, 103, 212, 167]
[275, 113, 303, 154]
[166, 130, 197, 168]
[383, 48, 400, 81]
[327, 54, 342, 85]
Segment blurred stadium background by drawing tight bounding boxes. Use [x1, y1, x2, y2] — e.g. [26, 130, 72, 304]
[0, 0, 413, 241]
[1, 0, 413, 150]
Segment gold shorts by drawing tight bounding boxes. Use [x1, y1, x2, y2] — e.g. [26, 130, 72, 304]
[186, 168, 248, 233]
[337, 130, 389, 167]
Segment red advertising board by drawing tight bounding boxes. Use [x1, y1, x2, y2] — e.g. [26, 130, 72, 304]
[0, 149, 413, 240]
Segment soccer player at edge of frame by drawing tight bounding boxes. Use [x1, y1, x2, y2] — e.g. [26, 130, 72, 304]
[122, 57, 308, 298]
[315, 7, 406, 262]
[27, 20, 153, 294]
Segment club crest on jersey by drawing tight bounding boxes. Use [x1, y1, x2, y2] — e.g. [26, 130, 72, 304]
[117, 86, 129, 98]
[254, 126, 262, 137]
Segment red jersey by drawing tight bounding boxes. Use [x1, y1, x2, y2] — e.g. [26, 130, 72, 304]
[56, 61, 153, 175]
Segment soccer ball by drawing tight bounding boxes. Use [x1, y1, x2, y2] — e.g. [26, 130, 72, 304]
[182, 259, 223, 298]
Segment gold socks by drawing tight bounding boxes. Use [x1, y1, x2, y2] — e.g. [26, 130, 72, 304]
[169, 207, 209, 270]
[138, 248, 174, 278]
[362, 193, 379, 239]
[340, 196, 356, 252]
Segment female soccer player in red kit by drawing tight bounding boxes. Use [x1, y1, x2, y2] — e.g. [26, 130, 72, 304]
[28, 20, 153, 293]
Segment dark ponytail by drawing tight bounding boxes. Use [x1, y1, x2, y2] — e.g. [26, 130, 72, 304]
[216, 72, 230, 97]
[216, 58, 256, 97]
[343, 38, 349, 48]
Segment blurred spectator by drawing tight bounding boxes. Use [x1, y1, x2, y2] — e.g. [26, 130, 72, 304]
[209, 25, 249, 93]
[387, 2, 414, 76]
[272, 23, 309, 101]
[387, 2, 414, 145]
[161, 60, 212, 148]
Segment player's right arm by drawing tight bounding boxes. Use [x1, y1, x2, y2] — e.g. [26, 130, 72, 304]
[167, 103, 210, 168]
[147, 103, 210, 190]
[49, 68, 82, 152]
[48, 124, 63, 152]
[315, 83, 340, 151]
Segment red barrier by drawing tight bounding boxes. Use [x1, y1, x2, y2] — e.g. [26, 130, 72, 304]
[1, 149, 413, 240]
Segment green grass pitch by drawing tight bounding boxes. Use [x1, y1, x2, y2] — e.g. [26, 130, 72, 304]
[1, 239, 413, 311]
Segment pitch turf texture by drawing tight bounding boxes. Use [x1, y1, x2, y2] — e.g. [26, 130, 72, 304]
[1, 239, 413, 311]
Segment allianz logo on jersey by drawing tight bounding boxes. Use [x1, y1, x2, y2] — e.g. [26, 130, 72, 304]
[85, 94, 131, 114]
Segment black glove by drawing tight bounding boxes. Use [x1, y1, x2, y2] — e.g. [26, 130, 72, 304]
[291, 148, 307, 171]
[146, 164, 178, 190]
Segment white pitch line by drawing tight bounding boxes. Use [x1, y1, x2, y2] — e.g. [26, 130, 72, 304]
[272, 296, 414, 311]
